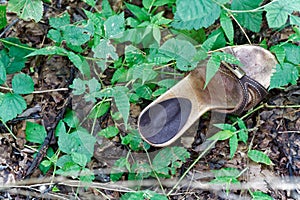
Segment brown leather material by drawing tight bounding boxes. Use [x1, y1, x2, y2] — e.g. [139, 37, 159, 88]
[138, 45, 278, 147]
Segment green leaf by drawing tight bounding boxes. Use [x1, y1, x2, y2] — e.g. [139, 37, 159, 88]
[67, 52, 91, 78]
[220, 11, 234, 44]
[157, 79, 178, 89]
[283, 43, 300, 65]
[153, 0, 176, 6]
[25, 122, 47, 144]
[70, 78, 86, 95]
[63, 25, 93, 46]
[159, 38, 197, 71]
[121, 190, 168, 200]
[110, 157, 129, 182]
[55, 120, 66, 137]
[0, 61, 6, 85]
[82, 0, 96, 7]
[0, 5, 7, 30]
[71, 127, 96, 160]
[201, 33, 221, 51]
[204, 54, 221, 88]
[113, 86, 130, 129]
[49, 12, 70, 29]
[152, 147, 190, 177]
[92, 39, 118, 60]
[129, 162, 151, 180]
[132, 64, 158, 84]
[98, 126, 119, 138]
[26, 46, 67, 57]
[63, 109, 80, 128]
[71, 152, 88, 167]
[111, 67, 129, 84]
[135, 85, 153, 100]
[229, 134, 238, 159]
[237, 118, 248, 144]
[104, 13, 125, 38]
[214, 123, 237, 132]
[270, 45, 286, 64]
[125, 3, 150, 21]
[101, 0, 114, 18]
[121, 129, 150, 151]
[269, 63, 299, 90]
[251, 191, 273, 200]
[8, 0, 43, 22]
[264, 0, 300, 28]
[231, 0, 263, 32]
[58, 131, 78, 155]
[208, 130, 235, 141]
[88, 101, 110, 119]
[12, 73, 34, 94]
[0, 93, 26, 122]
[84, 78, 101, 102]
[211, 167, 241, 178]
[290, 15, 300, 27]
[248, 150, 272, 165]
[172, 0, 221, 30]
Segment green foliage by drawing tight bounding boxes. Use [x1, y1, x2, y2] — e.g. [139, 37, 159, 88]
[8, 0, 43, 22]
[12, 73, 34, 94]
[250, 191, 274, 200]
[247, 150, 272, 165]
[0, 93, 27, 122]
[98, 126, 119, 138]
[121, 190, 168, 200]
[25, 122, 47, 144]
[0, 5, 7, 30]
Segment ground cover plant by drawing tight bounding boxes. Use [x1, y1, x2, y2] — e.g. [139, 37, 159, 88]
[0, 0, 299, 199]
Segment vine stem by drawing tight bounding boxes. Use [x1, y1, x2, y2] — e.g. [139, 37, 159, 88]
[0, 86, 69, 93]
[167, 139, 218, 196]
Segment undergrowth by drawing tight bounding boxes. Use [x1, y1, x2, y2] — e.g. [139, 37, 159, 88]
[0, 0, 300, 199]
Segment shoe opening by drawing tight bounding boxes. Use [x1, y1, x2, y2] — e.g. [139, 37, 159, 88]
[138, 97, 192, 145]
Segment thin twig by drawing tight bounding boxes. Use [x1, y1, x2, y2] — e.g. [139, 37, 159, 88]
[0, 18, 19, 38]
[0, 86, 68, 93]
[229, 13, 252, 45]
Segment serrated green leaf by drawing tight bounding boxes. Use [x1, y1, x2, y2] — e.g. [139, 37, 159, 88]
[71, 152, 88, 167]
[269, 63, 299, 90]
[47, 29, 63, 43]
[104, 13, 125, 38]
[125, 3, 150, 22]
[159, 38, 197, 71]
[152, 147, 190, 177]
[0, 5, 7, 30]
[63, 25, 93, 46]
[251, 191, 273, 200]
[208, 130, 235, 141]
[152, 87, 167, 97]
[102, 0, 114, 18]
[211, 167, 241, 178]
[157, 79, 178, 89]
[93, 39, 118, 60]
[135, 85, 152, 100]
[0, 93, 26, 122]
[55, 120, 66, 137]
[151, 11, 172, 25]
[8, 0, 43, 22]
[229, 134, 238, 159]
[71, 127, 96, 160]
[111, 67, 129, 84]
[237, 118, 248, 144]
[113, 86, 130, 129]
[204, 54, 221, 88]
[283, 43, 300, 65]
[84, 78, 101, 102]
[67, 52, 91, 77]
[63, 109, 79, 128]
[0, 61, 6, 85]
[264, 0, 300, 28]
[49, 12, 70, 29]
[172, 0, 221, 30]
[26, 46, 67, 57]
[290, 15, 300, 26]
[110, 157, 129, 182]
[88, 101, 110, 119]
[25, 121, 47, 144]
[220, 11, 234, 44]
[270, 45, 286, 64]
[121, 190, 168, 200]
[12, 73, 34, 94]
[98, 126, 119, 138]
[129, 162, 151, 180]
[70, 78, 86, 95]
[202, 33, 221, 51]
[214, 123, 237, 132]
[121, 130, 149, 151]
[231, 0, 263, 32]
[132, 64, 158, 84]
[248, 150, 272, 165]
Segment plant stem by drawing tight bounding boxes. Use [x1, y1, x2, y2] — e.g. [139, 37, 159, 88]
[1, 120, 17, 140]
[167, 139, 218, 196]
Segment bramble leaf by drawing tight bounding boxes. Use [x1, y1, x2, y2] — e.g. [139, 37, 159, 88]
[0, 5, 7, 30]
[113, 86, 130, 129]
[204, 54, 221, 88]
[231, 0, 263, 32]
[229, 134, 238, 159]
[92, 39, 118, 60]
[8, 0, 43, 22]
[104, 13, 125, 38]
[110, 157, 129, 182]
[88, 102, 110, 119]
[12, 73, 34, 94]
[25, 121, 47, 144]
[49, 12, 70, 29]
[269, 63, 299, 90]
[70, 78, 86, 95]
[98, 126, 119, 138]
[248, 150, 272, 165]
[0, 61, 6, 85]
[220, 11, 234, 44]
[26, 46, 67, 57]
[0, 93, 27, 122]
[172, 0, 221, 30]
[132, 64, 158, 84]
